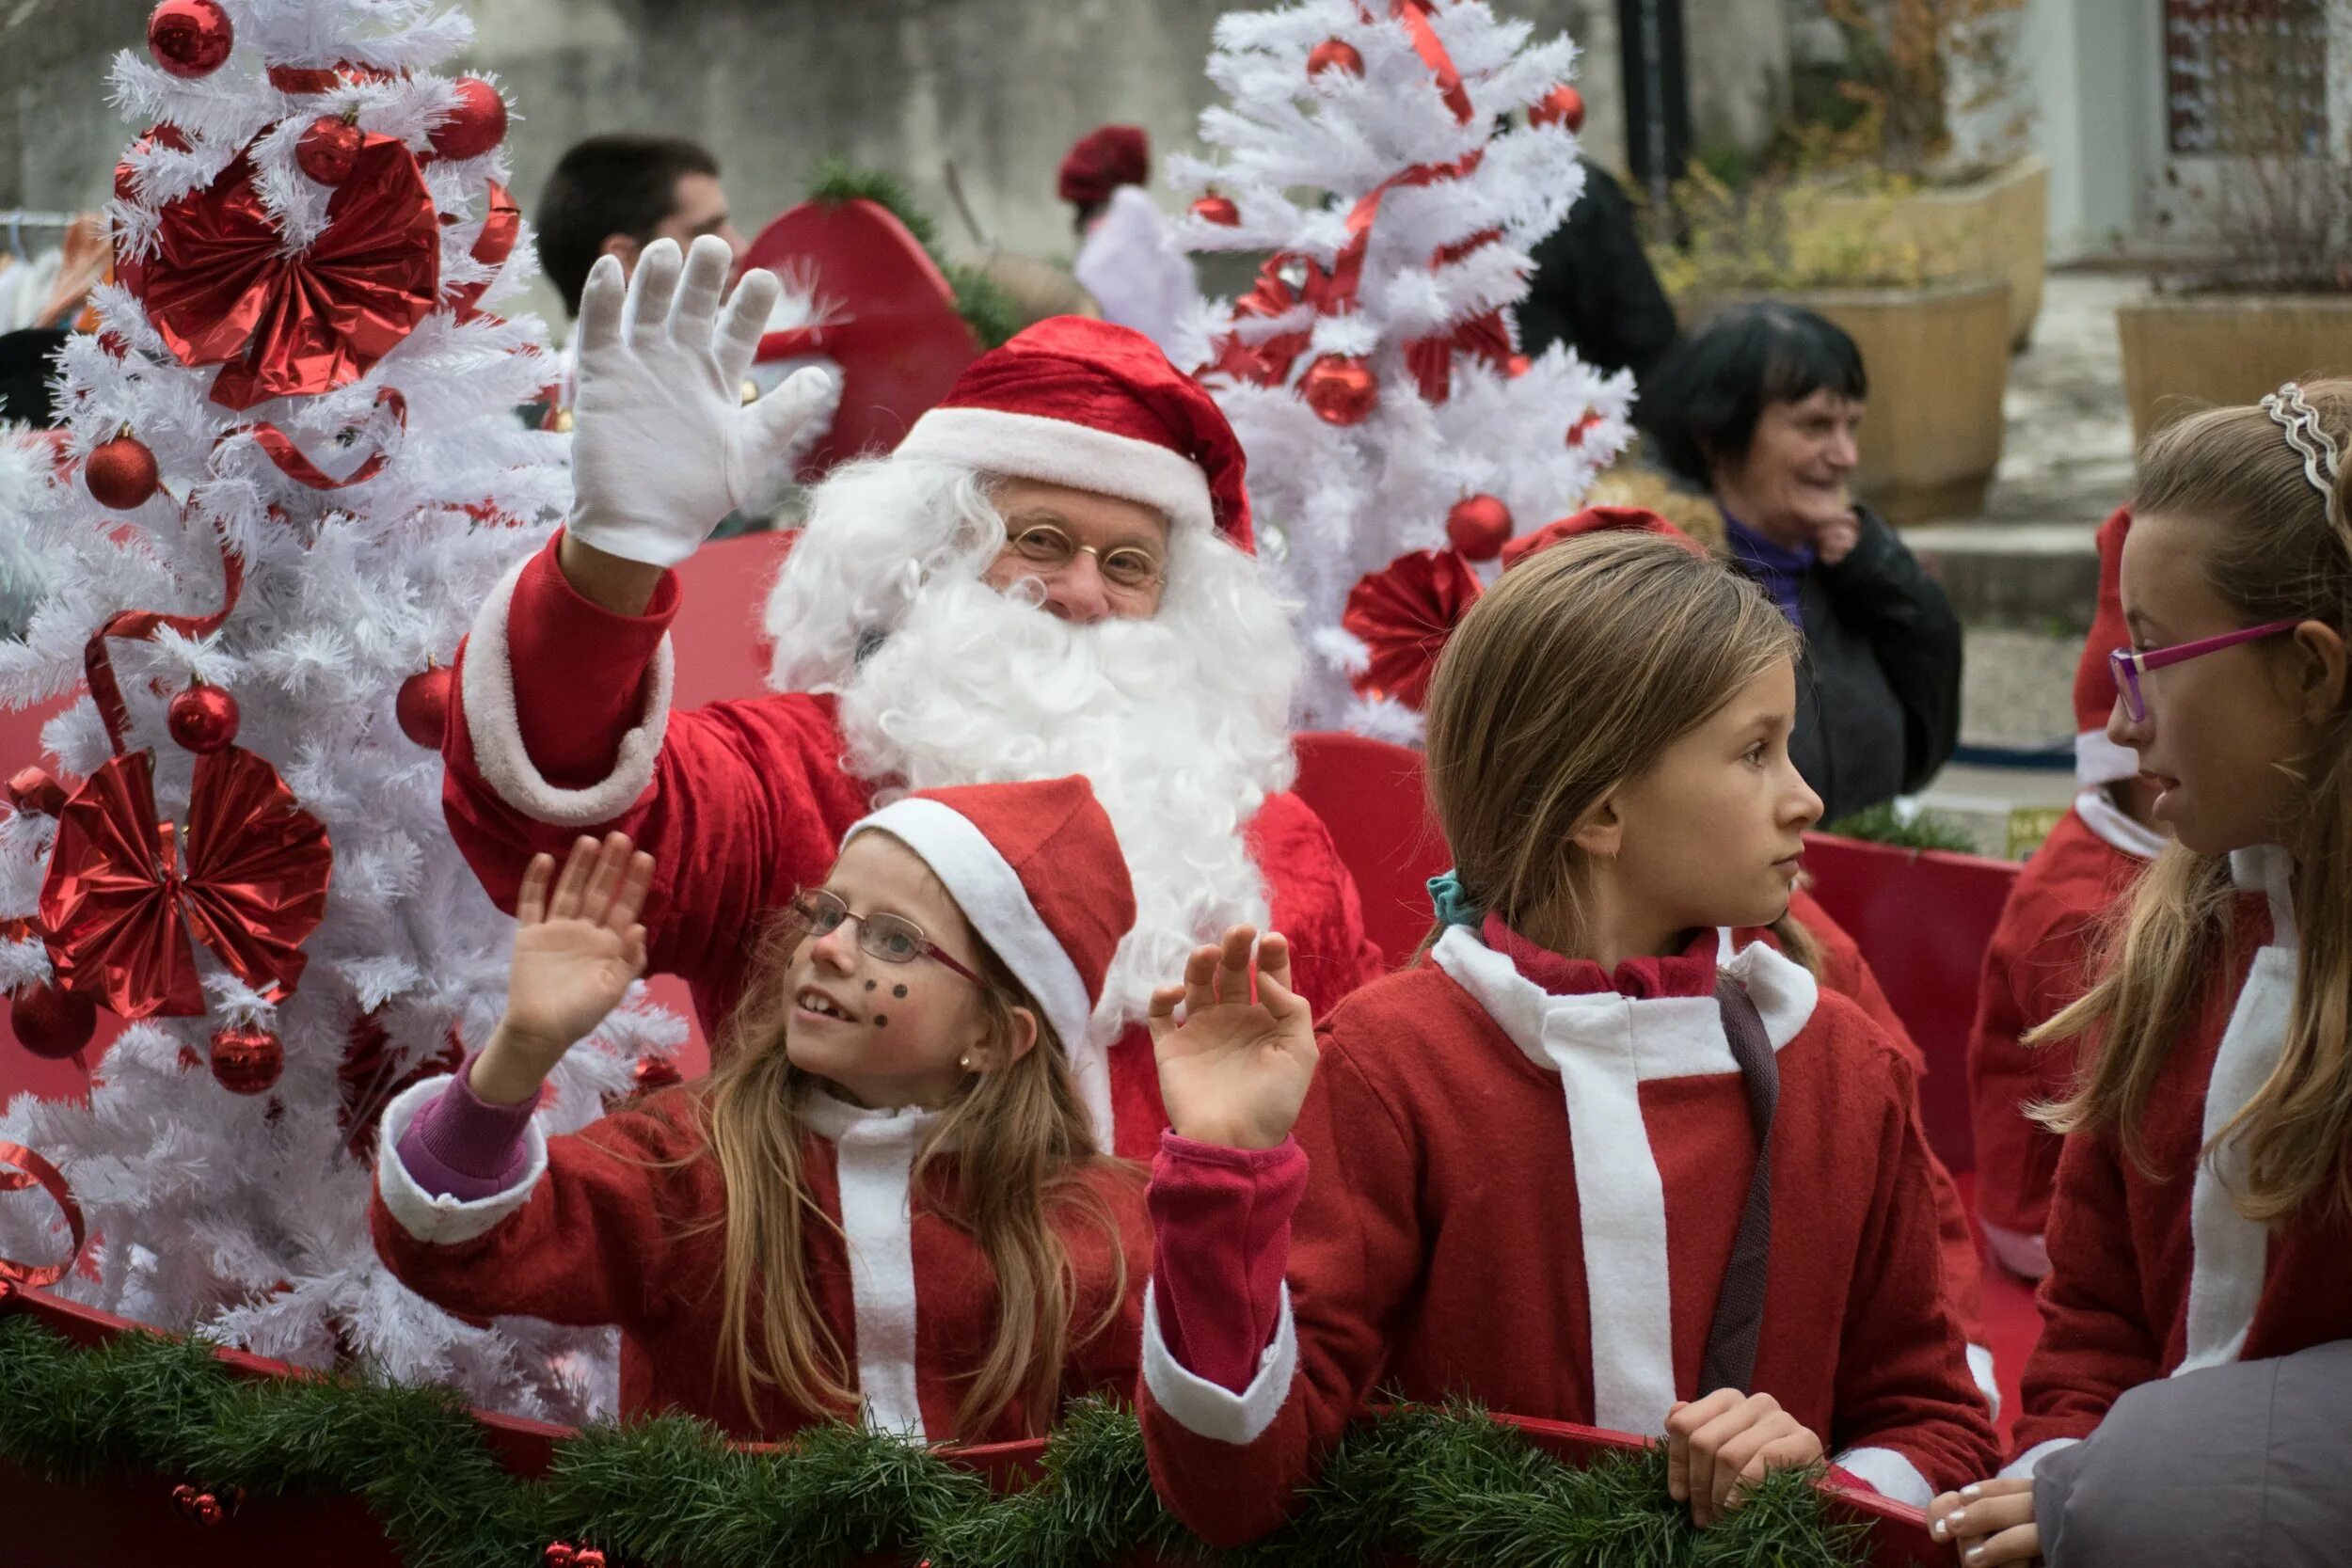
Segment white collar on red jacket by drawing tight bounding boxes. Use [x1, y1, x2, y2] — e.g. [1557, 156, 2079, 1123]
[2180, 845, 2297, 1377]
[1428, 926, 1817, 1435]
[803, 1090, 951, 1442]
[2074, 786, 2167, 861]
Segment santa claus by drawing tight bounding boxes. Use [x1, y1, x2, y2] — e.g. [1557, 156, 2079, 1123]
[441, 234, 1382, 1154]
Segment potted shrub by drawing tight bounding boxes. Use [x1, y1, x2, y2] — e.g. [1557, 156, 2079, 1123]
[2115, 97, 2352, 444]
[1653, 169, 2012, 525]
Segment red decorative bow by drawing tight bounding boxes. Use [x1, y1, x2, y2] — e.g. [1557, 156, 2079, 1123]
[1341, 547, 1485, 710]
[449, 182, 520, 324]
[39, 747, 331, 1020]
[118, 141, 440, 410]
[0, 1141, 84, 1287]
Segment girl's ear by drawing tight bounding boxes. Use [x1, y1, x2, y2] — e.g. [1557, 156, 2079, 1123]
[964, 1002, 1041, 1073]
[2292, 618, 2349, 726]
[1570, 792, 1625, 860]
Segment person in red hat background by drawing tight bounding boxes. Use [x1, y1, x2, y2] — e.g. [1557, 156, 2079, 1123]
[1058, 124, 1197, 358]
[373, 778, 1149, 1443]
[437, 232, 1382, 1162]
[1965, 506, 2165, 1280]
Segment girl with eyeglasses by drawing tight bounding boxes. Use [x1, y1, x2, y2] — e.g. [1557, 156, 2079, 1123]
[369, 777, 1150, 1444]
[1933, 380, 2352, 1565]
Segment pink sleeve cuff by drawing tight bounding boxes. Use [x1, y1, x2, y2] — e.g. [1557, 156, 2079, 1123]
[510, 532, 681, 786]
[392, 1054, 545, 1201]
[1148, 1132, 1307, 1393]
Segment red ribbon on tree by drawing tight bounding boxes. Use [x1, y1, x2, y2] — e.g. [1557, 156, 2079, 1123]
[264, 60, 396, 94]
[0, 1141, 86, 1287]
[1389, 0, 1475, 123]
[117, 141, 439, 410]
[1340, 546, 1485, 710]
[449, 182, 520, 323]
[233, 387, 408, 491]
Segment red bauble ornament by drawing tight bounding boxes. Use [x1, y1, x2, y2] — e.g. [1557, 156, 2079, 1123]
[7, 768, 67, 817]
[1308, 39, 1365, 77]
[1532, 84, 1586, 133]
[1189, 194, 1240, 227]
[1300, 355, 1378, 426]
[396, 664, 454, 748]
[167, 680, 240, 753]
[633, 1054, 684, 1094]
[427, 78, 508, 162]
[11, 983, 96, 1061]
[86, 434, 160, 510]
[295, 115, 366, 186]
[209, 1025, 283, 1095]
[149, 0, 232, 79]
[1445, 495, 1514, 562]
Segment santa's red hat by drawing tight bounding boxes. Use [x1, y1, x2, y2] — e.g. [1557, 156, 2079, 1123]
[1499, 505, 1704, 571]
[894, 316, 1255, 552]
[1057, 125, 1151, 208]
[2074, 505, 2137, 786]
[845, 776, 1136, 1121]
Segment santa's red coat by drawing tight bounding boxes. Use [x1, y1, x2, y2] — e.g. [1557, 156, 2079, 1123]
[1965, 801, 2152, 1272]
[2009, 847, 2352, 1471]
[1137, 928, 2000, 1545]
[438, 534, 1385, 1159]
[370, 1076, 1147, 1443]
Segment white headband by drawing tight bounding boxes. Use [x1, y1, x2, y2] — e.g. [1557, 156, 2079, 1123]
[2261, 382, 2343, 499]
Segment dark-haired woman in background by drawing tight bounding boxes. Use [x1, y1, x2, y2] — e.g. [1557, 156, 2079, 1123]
[1637, 302, 1962, 824]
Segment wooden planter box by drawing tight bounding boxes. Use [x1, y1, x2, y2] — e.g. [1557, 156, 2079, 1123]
[1788, 278, 2014, 524]
[2117, 293, 2352, 447]
[1811, 156, 2051, 352]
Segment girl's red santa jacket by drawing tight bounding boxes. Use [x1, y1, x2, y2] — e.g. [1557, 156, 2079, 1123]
[370, 1075, 1148, 1443]
[436, 536, 1383, 1162]
[1137, 923, 2000, 1546]
[2007, 846, 2352, 1475]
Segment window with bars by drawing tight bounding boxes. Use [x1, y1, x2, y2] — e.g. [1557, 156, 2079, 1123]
[2166, 0, 2329, 156]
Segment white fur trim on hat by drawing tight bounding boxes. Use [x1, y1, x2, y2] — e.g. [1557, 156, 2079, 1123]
[895, 406, 1215, 535]
[373, 1075, 548, 1244]
[2074, 727, 2139, 789]
[2073, 787, 2166, 862]
[1141, 1279, 1298, 1446]
[845, 797, 1103, 1127]
[458, 552, 676, 828]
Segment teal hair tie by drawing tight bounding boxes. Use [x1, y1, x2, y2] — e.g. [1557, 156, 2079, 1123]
[1426, 868, 1482, 928]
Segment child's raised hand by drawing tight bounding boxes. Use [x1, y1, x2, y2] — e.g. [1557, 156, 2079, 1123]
[472, 833, 656, 1104]
[1664, 1389, 1824, 1528]
[1929, 1477, 2039, 1565]
[1148, 925, 1318, 1151]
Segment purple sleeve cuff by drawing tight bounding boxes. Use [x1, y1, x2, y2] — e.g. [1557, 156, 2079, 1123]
[392, 1055, 545, 1201]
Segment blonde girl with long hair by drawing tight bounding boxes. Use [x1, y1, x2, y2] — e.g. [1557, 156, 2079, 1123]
[1131, 521, 1998, 1547]
[372, 776, 1145, 1442]
[1932, 381, 2352, 1564]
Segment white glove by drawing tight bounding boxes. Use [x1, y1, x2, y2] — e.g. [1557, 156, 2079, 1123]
[566, 234, 838, 568]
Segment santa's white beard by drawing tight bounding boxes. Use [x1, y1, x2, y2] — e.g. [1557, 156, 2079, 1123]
[835, 568, 1296, 1037]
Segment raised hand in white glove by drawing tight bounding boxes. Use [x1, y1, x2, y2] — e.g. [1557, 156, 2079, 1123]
[566, 233, 838, 568]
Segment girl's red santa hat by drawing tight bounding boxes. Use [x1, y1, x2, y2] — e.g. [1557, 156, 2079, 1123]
[1499, 504, 1704, 570]
[1057, 125, 1151, 209]
[2074, 506, 2137, 787]
[844, 775, 1137, 1135]
[892, 316, 1255, 554]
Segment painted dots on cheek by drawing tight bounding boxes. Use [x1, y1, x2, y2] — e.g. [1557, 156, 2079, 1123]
[893, 985, 908, 999]
[865, 980, 876, 991]
[872, 1014, 888, 1028]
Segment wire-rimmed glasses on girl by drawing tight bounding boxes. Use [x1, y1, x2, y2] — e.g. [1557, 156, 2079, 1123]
[2109, 620, 2303, 723]
[786, 889, 983, 986]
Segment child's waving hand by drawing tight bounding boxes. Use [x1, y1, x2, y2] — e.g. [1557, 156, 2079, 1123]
[471, 832, 656, 1105]
[1149, 925, 1319, 1151]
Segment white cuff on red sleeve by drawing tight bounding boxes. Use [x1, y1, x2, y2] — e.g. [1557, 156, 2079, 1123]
[374, 1076, 548, 1244]
[1967, 1343, 2001, 1418]
[1828, 1445, 1934, 1509]
[458, 551, 675, 828]
[1140, 1278, 1297, 1447]
[1999, 1436, 2079, 1481]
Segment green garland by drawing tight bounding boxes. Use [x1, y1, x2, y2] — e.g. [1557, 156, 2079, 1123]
[803, 159, 1025, 350]
[0, 1314, 1870, 1567]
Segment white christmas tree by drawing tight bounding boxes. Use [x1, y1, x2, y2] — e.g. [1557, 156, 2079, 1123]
[0, 0, 680, 1422]
[1170, 0, 1636, 736]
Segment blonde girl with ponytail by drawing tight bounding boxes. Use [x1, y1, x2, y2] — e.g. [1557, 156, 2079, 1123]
[1933, 380, 2352, 1564]
[370, 777, 1146, 1444]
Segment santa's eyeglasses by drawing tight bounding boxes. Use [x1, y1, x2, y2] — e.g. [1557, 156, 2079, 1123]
[1005, 523, 1166, 592]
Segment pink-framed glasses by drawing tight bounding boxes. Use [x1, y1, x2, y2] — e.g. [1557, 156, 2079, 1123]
[2109, 619, 2303, 723]
[785, 889, 984, 987]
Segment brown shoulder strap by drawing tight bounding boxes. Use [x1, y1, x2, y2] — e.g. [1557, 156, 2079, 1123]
[1699, 975, 1780, 1397]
